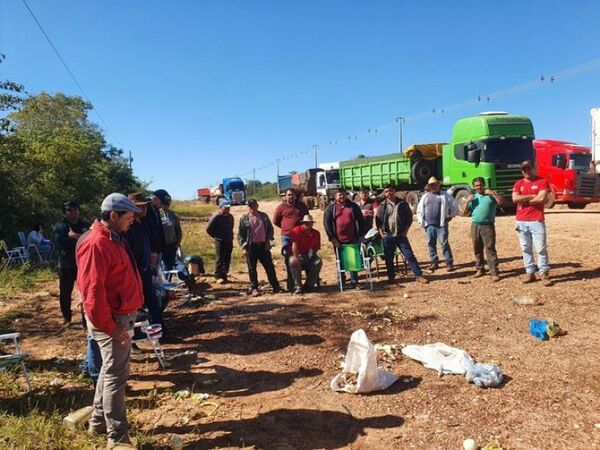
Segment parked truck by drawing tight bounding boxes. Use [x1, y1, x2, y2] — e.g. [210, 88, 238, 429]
[339, 112, 536, 212]
[278, 162, 340, 209]
[197, 177, 247, 205]
[534, 139, 600, 209]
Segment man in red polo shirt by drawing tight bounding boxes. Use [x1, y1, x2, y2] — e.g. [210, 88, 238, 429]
[512, 160, 552, 286]
[77, 193, 143, 448]
[273, 189, 309, 248]
[289, 214, 322, 294]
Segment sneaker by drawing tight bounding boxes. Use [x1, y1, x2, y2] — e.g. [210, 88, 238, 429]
[130, 343, 142, 354]
[416, 276, 429, 284]
[272, 286, 283, 294]
[540, 272, 553, 287]
[473, 269, 485, 278]
[216, 278, 226, 285]
[490, 275, 501, 282]
[106, 438, 135, 449]
[427, 263, 438, 274]
[293, 286, 303, 295]
[446, 263, 455, 273]
[522, 273, 536, 284]
[251, 288, 260, 297]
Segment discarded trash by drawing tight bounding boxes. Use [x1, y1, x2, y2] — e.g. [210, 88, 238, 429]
[529, 318, 564, 341]
[201, 379, 219, 386]
[63, 406, 93, 430]
[402, 293, 409, 299]
[170, 434, 184, 450]
[191, 393, 210, 401]
[463, 438, 478, 450]
[482, 441, 504, 450]
[330, 329, 398, 394]
[402, 343, 503, 388]
[166, 350, 196, 361]
[204, 294, 217, 301]
[513, 295, 542, 305]
[50, 377, 64, 387]
[374, 343, 400, 361]
[175, 389, 191, 399]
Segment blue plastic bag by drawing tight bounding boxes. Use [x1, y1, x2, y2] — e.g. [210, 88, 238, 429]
[529, 318, 549, 341]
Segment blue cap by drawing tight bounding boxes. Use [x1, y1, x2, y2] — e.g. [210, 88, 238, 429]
[219, 199, 231, 208]
[101, 193, 141, 213]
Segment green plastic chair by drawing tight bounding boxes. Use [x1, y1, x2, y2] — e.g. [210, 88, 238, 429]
[0, 333, 32, 391]
[365, 236, 407, 278]
[335, 243, 373, 292]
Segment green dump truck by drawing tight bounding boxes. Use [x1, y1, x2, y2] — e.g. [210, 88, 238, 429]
[339, 112, 536, 212]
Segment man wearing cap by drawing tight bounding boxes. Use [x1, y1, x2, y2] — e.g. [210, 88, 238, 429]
[76, 193, 143, 448]
[462, 177, 503, 282]
[417, 177, 458, 273]
[512, 160, 552, 286]
[53, 200, 90, 325]
[324, 189, 366, 288]
[273, 189, 310, 248]
[143, 190, 166, 270]
[237, 199, 281, 296]
[289, 215, 322, 294]
[154, 190, 182, 271]
[207, 199, 235, 283]
[376, 185, 428, 284]
[125, 193, 165, 334]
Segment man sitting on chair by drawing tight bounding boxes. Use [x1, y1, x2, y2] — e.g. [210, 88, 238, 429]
[324, 189, 365, 289]
[289, 215, 322, 295]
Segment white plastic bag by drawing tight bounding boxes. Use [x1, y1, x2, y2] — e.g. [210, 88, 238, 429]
[331, 329, 399, 394]
[401, 342, 474, 375]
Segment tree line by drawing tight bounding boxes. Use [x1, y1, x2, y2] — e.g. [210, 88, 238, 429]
[0, 56, 142, 242]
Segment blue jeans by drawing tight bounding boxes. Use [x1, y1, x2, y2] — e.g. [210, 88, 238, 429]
[516, 221, 549, 274]
[383, 235, 423, 279]
[425, 225, 453, 265]
[85, 333, 102, 385]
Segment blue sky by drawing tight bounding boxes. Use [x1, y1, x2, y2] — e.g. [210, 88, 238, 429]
[3, 0, 600, 199]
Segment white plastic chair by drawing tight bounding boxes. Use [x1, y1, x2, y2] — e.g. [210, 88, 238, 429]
[132, 321, 166, 369]
[0, 333, 32, 391]
[0, 240, 28, 269]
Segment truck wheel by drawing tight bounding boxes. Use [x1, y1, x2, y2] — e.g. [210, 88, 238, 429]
[567, 202, 586, 210]
[411, 160, 432, 187]
[454, 189, 470, 213]
[405, 191, 420, 214]
[544, 191, 555, 209]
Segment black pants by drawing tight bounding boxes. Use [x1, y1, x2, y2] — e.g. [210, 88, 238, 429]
[246, 243, 280, 290]
[215, 239, 233, 279]
[162, 243, 178, 270]
[59, 266, 77, 322]
[141, 268, 166, 333]
[471, 223, 498, 275]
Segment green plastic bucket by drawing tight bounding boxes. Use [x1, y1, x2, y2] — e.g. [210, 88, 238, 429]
[339, 243, 364, 272]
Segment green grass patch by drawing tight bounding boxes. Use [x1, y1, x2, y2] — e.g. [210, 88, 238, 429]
[180, 222, 245, 272]
[171, 200, 216, 218]
[0, 266, 56, 301]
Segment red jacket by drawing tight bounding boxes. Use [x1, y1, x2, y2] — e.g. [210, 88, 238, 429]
[76, 223, 144, 335]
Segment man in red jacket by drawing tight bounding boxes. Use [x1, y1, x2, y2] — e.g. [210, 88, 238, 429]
[77, 193, 143, 449]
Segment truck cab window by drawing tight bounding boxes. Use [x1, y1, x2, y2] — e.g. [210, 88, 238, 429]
[568, 153, 591, 171]
[552, 154, 567, 169]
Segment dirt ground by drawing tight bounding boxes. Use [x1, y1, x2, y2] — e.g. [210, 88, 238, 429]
[5, 200, 600, 449]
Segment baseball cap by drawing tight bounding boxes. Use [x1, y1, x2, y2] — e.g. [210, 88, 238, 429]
[62, 200, 80, 212]
[219, 199, 231, 208]
[101, 193, 141, 213]
[153, 189, 172, 204]
[128, 192, 151, 206]
[247, 199, 258, 207]
[301, 214, 315, 223]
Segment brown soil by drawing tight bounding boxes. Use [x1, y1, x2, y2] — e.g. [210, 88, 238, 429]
[5, 201, 600, 449]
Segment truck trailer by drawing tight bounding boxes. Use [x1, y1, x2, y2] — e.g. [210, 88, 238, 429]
[339, 112, 535, 212]
[534, 139, 600, 209]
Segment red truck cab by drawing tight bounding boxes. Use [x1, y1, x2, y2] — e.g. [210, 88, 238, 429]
[534, 139, 600, 209]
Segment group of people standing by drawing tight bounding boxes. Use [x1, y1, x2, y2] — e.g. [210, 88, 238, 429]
[206, 158, 554, 293]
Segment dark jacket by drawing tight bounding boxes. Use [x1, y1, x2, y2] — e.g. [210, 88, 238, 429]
[237, 211, 274, 251]
[323, 200, 365, 242]
[53, 218, 90, 269]
[206, 212, 234, 241]
[125, 219, 152, 272]
[141, 204, 164, 254]
[376, 198, 413, 236]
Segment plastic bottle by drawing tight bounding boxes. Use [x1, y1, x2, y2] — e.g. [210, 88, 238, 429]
[63, 406, 93, 430]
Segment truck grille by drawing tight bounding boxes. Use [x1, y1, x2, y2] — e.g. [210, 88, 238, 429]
[576, 173, 600, 197]
[232, 191, 244, 204]
[494, 168, 521, 196]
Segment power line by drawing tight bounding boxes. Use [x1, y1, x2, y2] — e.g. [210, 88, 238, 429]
[21, 0, 125, 149]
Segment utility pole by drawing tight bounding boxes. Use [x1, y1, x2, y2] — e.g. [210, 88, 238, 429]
[276, 159, 280, 194]
[128, 150, 133, 170]
[252, 168, 256, 197]
[313, 144, 319, 168]
[396, 117, 405, 153]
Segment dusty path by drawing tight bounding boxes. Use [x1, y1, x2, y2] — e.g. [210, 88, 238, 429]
[6, 200, 600, 449]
